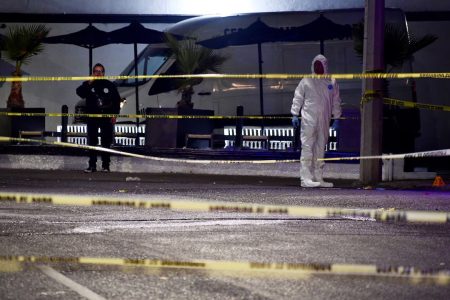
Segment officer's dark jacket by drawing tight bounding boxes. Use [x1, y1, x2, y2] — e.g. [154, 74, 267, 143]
[76, 79, 121, 114]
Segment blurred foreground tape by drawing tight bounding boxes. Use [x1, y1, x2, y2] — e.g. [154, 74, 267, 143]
[0, 192, 449, 224]
[0, 255, 449, 284]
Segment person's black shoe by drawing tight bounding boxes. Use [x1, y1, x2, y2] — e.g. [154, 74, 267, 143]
[84, 167, 96, 173]
[100, 167, 110, 173]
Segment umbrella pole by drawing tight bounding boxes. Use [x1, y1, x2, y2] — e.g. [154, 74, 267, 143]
[89, 48, 93, 74]
[257, 42, 264, 131]
[320, 39, 324, 55]
[89, 22, 93, 74]
[134, 42, 140, 146]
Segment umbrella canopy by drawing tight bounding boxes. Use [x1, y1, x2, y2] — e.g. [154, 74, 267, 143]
[198, 18, 286, 49]
[43, 24, 110, 73]
[284, 14, 353, 53]
[198, 16, 352, 117]
[107, 22, 184, 127]
[106, 21, 171, 44]
[197, 18, 294, 118]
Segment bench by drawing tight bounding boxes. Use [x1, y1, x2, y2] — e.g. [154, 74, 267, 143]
[17, 131, 63, 143]
[185, 134, 271, 149]
[19, 131, 44, 139]
[224, 126, 294, 150]
[56, 124, 146, 146]
[185, 134, 214, 148]
[222, 126, 337, 151]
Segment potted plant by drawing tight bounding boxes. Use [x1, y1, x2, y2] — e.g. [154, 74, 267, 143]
[0, 24, 50, 141]
[164, 33, 228, 109]
[2, 24, 50, 108]
[145, 34, 228, 148]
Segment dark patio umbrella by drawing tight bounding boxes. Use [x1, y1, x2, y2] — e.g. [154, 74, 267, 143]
[198, 18, 287, 48]
[107, 22, 166, 116]
[107, 22, 184, 136]
[198, 16, 352, 118]
[197, 18, 295, 118]
[43, 24, 110, 74]
[284, 14, 353, 54]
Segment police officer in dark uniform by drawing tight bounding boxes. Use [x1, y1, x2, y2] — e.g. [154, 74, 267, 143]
[76, 63, 121, 173]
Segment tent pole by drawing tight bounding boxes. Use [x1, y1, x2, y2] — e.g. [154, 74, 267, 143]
[88, 22, 93, 74]
[89, 48, 92, 74]
[257, 42, 264, 131]
[134, 42, 140, 146]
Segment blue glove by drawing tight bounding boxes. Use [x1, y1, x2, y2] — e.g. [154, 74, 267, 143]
[292, 116, 300, 128]
[331, 119, 340, 131]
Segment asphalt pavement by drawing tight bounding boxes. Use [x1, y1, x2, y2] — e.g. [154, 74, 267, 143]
[0, 169, 449, 299]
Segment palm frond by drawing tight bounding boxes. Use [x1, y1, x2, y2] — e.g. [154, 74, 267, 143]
[352, 22, 364, 59]
[384, 23, 410, 68]
[164, 33, 228, 94]
[198, 50, 228, 74]
[352, 21, 437, 69]
[3, 24, 50, 66]
[408, 34, 438, 57]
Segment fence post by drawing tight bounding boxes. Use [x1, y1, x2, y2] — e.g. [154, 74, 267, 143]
[235, 106, 243, 149]
[61, 105, 68, 143]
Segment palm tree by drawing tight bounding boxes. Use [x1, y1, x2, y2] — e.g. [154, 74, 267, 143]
[164, 33, 228, 109]
[2, 24, 50, 108]
[353, 22, 437, 154]
[353, 22, 437, 99]
[353, 22, 437, 72]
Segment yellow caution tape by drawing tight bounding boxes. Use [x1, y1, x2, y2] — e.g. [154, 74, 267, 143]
[383, 97, 450, 112]
[0, 136, 298, 163]
[0, 136, 449, 164]
[361, 89, 382, 106]
[0, 111, 296, 120]
[0, 192, 449, 223]
[0, 255, 448, 283]
[1, 72, 450, 82]
[363, 90, 382, 97]
[321, 149, 450, 162]
[362, 91, 450, 111]
[0, 111, 358, 120]
[0, 101, 446, 121]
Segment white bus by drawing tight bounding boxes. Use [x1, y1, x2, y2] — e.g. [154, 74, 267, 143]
[116, 8, 409, 117]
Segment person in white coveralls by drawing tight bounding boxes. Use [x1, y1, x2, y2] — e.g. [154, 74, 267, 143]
[291, 54, 342, 188]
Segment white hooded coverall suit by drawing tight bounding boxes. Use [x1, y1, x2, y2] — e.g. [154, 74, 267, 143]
[291, 55, 342, 183]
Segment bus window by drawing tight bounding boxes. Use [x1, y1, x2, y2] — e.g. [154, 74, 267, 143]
[116, 47, 171, 87]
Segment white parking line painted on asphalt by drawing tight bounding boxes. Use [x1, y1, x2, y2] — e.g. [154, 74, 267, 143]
[38, 266, 107, 300]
